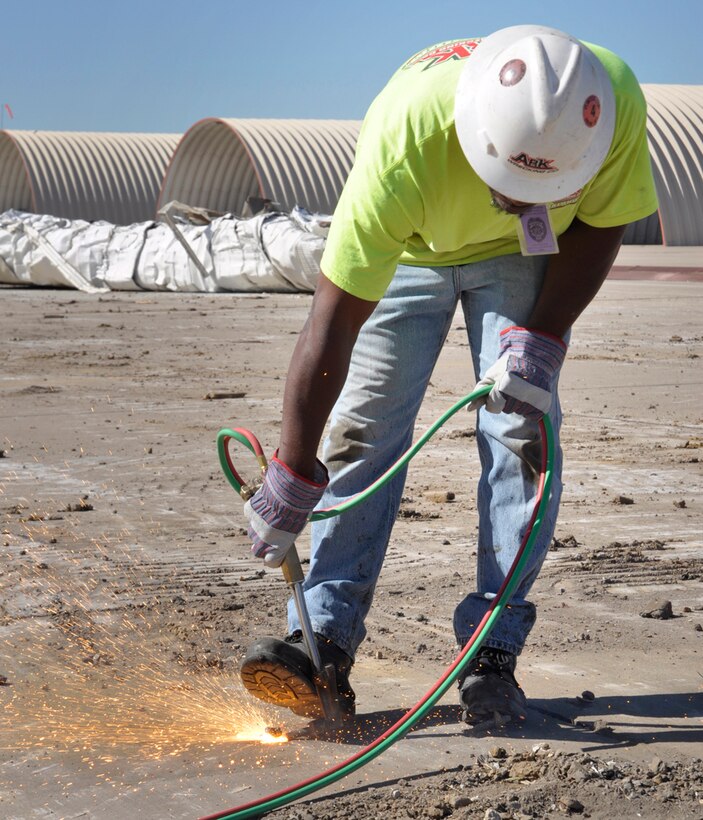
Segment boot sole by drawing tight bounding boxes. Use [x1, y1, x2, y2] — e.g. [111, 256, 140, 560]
[240, 656, 324, 719]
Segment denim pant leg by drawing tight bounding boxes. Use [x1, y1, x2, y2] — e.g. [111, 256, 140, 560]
[452, 253, 565, 656]
[288, 264, 459, 658]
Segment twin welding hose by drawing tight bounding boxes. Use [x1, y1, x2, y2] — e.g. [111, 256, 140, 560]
[206, 385, 554, 820]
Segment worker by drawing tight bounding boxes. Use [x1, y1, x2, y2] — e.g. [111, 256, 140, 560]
[239, 25, 658, 726]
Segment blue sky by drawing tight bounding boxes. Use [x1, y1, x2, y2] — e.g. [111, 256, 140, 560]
[2, 0, 700, 133]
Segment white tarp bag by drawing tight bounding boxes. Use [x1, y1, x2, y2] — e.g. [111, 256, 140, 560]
[0, 207, 327, 293]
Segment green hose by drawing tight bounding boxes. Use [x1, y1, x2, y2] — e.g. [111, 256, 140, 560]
[208, 387, 554, 820]
[218, 386, 494, 520]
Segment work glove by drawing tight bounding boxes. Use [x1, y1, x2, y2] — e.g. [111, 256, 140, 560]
[244, 453, 328, 567]
[468, 326, 567, 420]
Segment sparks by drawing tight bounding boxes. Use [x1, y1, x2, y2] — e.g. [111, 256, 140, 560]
[0, 534, 293, 760]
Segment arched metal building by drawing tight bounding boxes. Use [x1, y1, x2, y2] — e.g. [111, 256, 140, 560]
[615, 84, 703, 246]
[159, 91, 702, 246]
[0, 130, 180, 224]
[157, 118, 361, 217]
[640, 84, 702, 246]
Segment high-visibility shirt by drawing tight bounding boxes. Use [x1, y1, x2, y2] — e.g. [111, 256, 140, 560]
[321, 38, 658, 302]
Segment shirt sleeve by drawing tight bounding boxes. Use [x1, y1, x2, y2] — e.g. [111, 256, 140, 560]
[576, 62, 658, 228]
[320, 133, 424, 302]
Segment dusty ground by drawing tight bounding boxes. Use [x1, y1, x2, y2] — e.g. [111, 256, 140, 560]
[0, 273, 701, 819]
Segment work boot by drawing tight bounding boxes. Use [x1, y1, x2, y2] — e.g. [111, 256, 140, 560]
[458, 646, 527, 726]
[240, 631, 355, 720]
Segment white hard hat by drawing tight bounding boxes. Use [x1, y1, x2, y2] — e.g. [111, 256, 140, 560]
[454, 25, 616, 203]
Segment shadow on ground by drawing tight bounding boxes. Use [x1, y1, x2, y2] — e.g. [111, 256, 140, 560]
[291, 691, 703, 752]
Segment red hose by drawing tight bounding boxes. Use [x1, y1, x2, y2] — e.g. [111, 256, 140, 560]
[200, 420, 548, 819]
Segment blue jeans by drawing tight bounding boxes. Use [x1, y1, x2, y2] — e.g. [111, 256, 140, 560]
[288, 255, 564, 659]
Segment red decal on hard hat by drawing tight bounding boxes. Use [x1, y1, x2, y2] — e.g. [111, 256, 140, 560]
[499, 59, 526, 86]
[404, 39, 480, 71]
[583, 95, 601, 127]
[508, 152, 559, 174]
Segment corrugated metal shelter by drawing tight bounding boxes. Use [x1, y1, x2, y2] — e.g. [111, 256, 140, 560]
[638, 84, 703, 246]
[157, 118, 361, 217]
[161, 94, 701, 245]
[0, 130, 180, 224]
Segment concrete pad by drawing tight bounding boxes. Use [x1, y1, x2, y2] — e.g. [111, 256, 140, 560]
[0, 271, 701, 818]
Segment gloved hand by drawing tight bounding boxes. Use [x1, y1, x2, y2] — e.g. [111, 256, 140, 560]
[468, 326, 567, 419]
[244, 453, 328, 567]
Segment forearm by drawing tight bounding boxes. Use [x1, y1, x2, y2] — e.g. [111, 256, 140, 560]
[278, 322, 355, 479]
[277, 274, 377, 479]
[527, 218, 626, 338]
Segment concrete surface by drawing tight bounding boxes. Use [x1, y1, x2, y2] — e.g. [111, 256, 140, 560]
[0, 254, 701, 819]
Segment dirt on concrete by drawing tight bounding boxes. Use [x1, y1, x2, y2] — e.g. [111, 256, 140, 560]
[0, 277, 701, 819]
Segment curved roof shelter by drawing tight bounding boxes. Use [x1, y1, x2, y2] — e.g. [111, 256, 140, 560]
[641, 84, 702, 246]
[157, 118, 361, 217]
[161, 94, 701, 245]
[0, 130, 180, 224]
[625, 85, 702, 245]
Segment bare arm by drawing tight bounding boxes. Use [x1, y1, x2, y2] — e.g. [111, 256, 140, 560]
[527, 218, 627, 338]
[277, 273, 378, 479]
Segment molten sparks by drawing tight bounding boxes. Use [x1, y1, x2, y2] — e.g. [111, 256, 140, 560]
[234, 726, 288, 744]
[0, 528, 293, 759]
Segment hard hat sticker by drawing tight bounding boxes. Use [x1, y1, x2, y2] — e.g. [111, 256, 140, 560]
[583, 95, 601, 128]
[403, 39, 480, 71]
[508, 152, 559, 174]
[499, 59, 526, 86]
[516, 205, 560, 256]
